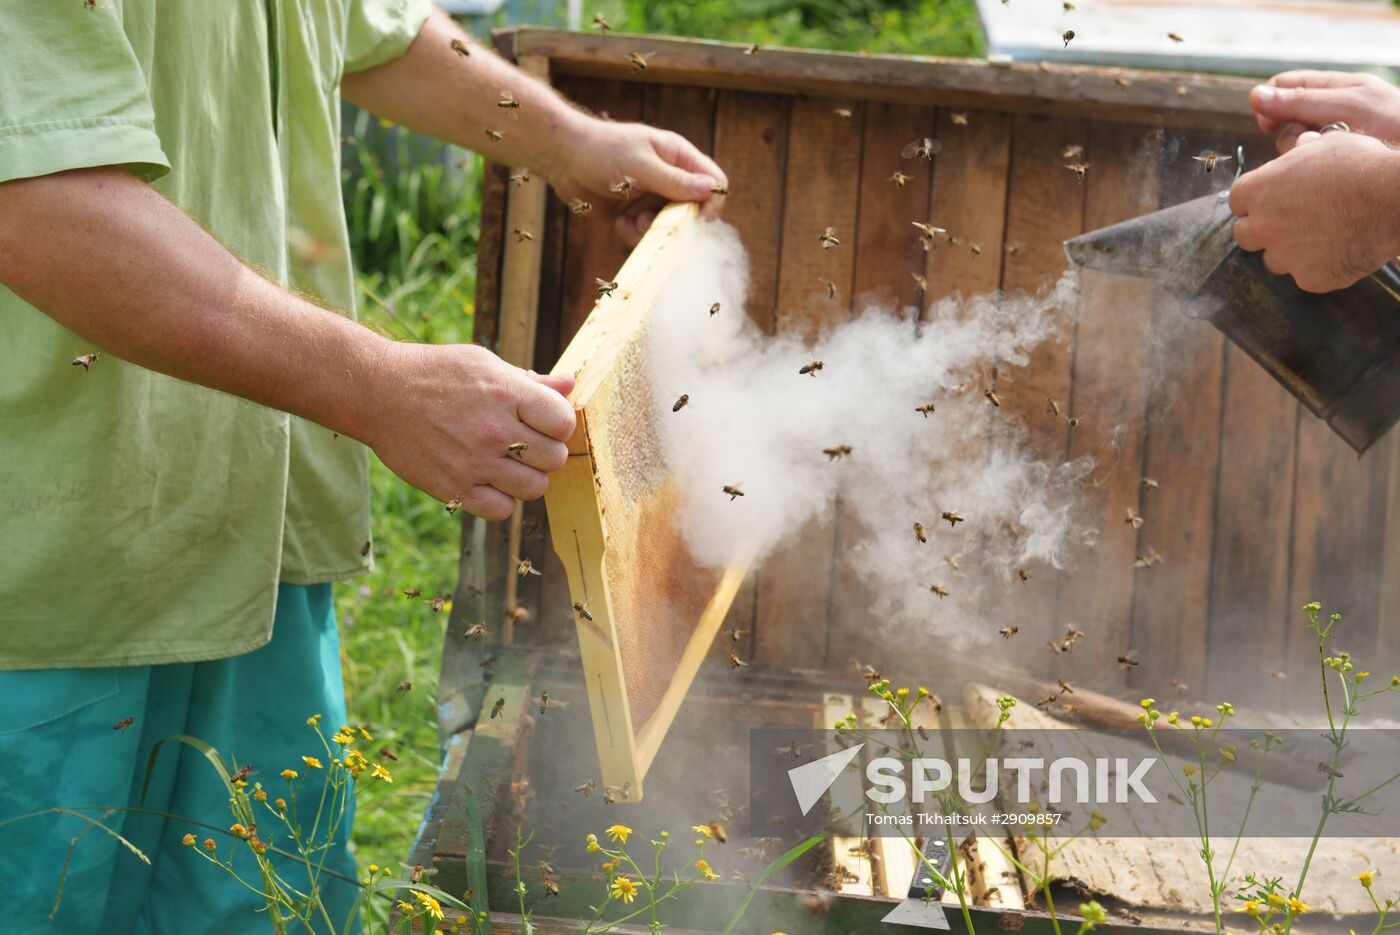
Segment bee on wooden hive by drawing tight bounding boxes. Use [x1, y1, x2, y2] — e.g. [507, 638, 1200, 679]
[591, 11, 610, 29]
[450, 38, 471, 57]
[818, 227, 841, 249]
[1134, 549, 1162, 569]
[743, 43, 760, 55]
[950, 111, 969, 126]
[709, 302, 721, 316]
[569, 198, 592, 216]
[1141, 476, 1159, 489]
[485, 128, 504, 142]
[911, 272, 928, 293]
[799, 360, 824, 376]
[1062, 29, 1076, 47]
[914, 522, 928, 543]
[1117, 653, 1139, 668]
[1124, 509, 1143, 529]
[575, 779, 597, 797]
[512, 227, 533, 243]
[915, 403, 936, 417]
[1067, 416, 1082, 429]
[929, 584, 950, 599]
[610, 175, 637, 197]
[113, 717, 135, 731]
[888, 170, 912, 187]
[1192, 150, 1232, 174]
[595, 278, 618, 296]
[572, 601, 592, 621]
[490, 697, 506, 719]
[626, 51, 650, 71]
[509, 169, 530, 186]
[722, 484, 744, 501]
[517, 558, 542, 578]
[464, 622, 489, 640]
[497, 90, 521, 118]
[999, 625, 1019, 639]
[507, 441, 529, 457]
[672, 394, 689, 412]
[729, 650, 749, 668]
[901, 137, 942, 162]
[1065, 160, 1091, 182]
[942, 510, 965, 527]
[823, 445, 852, 462]
[72, 352, 100, 370]
[403, 587, 422, 599]
[819, 278, 837, 299]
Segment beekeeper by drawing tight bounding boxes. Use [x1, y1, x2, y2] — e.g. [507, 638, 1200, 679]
[1231, 70, 1400, 293]
[0, 2, 726, 930]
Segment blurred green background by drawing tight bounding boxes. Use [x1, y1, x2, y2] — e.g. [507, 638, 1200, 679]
[336, 0, 983, 893]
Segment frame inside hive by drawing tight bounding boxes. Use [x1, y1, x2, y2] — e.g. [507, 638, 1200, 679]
[543, 201, 750, 798]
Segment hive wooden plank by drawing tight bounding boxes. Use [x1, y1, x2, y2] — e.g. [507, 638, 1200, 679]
[512, 29, 1259, 132]
[544, 202, 750, 796]
[641, 83, 716, 154]
[924, 109, 1012, 304]
[754, 96, 863, 670]
[986, 114, 1089, 676]
[1051, 121, 1158, 693]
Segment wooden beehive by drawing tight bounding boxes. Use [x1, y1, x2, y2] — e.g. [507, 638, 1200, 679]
[464, 28, 1399, 718]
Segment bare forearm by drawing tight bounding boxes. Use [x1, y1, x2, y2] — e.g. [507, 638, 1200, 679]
[341, 9, 587, 179]
[0, 167, 391, 444]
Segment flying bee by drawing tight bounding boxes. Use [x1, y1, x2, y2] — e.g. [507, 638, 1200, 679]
[743, 43, 760, 55]
[450, 38, 471, 57]
[485, 128, 504, 142]
[775, 741, 803, 759]
[512, 227, 533, 243]
[709, 302, 721, 316]
[230, 764, 257, 785]
[1117, 653, 1139, 668]
[575, 779, 597, 797]
[1192, 150, 1232, 174]
[1062, 29, 1075, 47]
[1115, 75, 1131, 89]
[708, 821, 727, 843]
[610, 175, 637, 197]
[942, 510, 965, 527]
[1066, 160, 1091, 181]
[360, 540, 371, 557]
[929, 584, 950, 599]
[1063, 144, 1086, 161]
[673, 394, 689, 412]
[569, 198, 592, 216]
[497, 90, 521, 117]
[1067, 416, 1082, 428]
[1018, 568, 1032, 582]
[1141, 476, 1159, 489]
[711, 185, 729, 195]
[800, 360, 824, 376]
[627, 51, 650, 71]
[403, 587, 422, 599]
[833, 106, 853, 118]
[1057, 679, 1075, 694]
[967, 242, 982, 255]
[507, 441, 529, 457]
[819, 278, 837, 299]
[1171, 678, 1189, 694]
[911, 272, 928, 293]
[1318, 761, 1344, 779]
[596, 278, 618, 296]
[1062, 0, 1075, 8]
[818, 227, 841, 249]
[912, 221, 947, 241]
[1035, 694, 1059, 710]
[464, 622, 489, 640]
[853, 660, 882, 683]
[536, 691, 566, 714]
[915, 403, 936, 417]
[542, 878, 560, 898]
[944, 554, 960, 570]
[72, 352, 100, 370]
[380, 747, 398, 762]
[517, 558, 541, 578]
[728, 650, 748, 669]
[479, 655, 498, 668]
[490, 697, 506, 719]
[445, 498, 463, 514]
[902, 137, 942, 161]
[823, 445, 852, 461]
[888, 170, 912, 187]
[984, 389, 1002, 407]
[1134, 549, 1162, 569]
[572, 601, 592, 621]
[591, 11, 611, 30]
[400, 863, 437, 885]
[950, 111, 969, 126]
[113, 717, 134, 731]
[914, 522, 928, 543]
[999, 625, 1019, 639]
[1004, 241, 1022, 257]
[396, 681, 413, 692]
[429, 593, 448, 612]
[1124, 509, 1143, 529]
[1167, 31, 1184, 42]
[723, 484, 744, 501]
[729, 627, 747, 642]
[505, 605, 530, 625]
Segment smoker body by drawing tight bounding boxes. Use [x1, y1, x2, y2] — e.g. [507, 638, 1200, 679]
[1066, 191, 1400, 453]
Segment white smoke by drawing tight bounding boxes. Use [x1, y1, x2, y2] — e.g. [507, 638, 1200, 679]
[645, 219, 1090, 644]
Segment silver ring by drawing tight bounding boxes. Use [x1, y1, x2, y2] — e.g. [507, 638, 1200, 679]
[1319, 121, 1351, 134]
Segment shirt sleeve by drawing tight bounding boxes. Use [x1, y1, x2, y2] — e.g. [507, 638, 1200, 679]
[344, 0, 434, 74]
[0, 1, 169, 184]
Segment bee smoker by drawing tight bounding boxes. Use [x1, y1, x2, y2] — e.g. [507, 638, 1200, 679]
[1063, 180, 1400, 454]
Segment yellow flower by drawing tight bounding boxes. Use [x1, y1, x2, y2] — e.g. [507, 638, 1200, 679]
[692, 824, 713, 838]
[1190, 715, 1203, 727]
[1359, 870, 1375, 888]
[302, 755, 323, 770]
[372, 763, 394, 783]
[1202, 717, 1214, 728]
[230, 823, 247, 838]
[896, 687, 910, 698]
[1266, 893, 1287, 910]
[605, 824, 633, 845]
[1357, 671, 1371, 682]
[1243, 899, 1261, 918]
[274, 797, 286, 810]
[610, 877, 639, 904]
[1167, 712, 1179, 725]
[917, 686, 930, 697]
[1140, 698, 1155, 709]
[414, 891, 445, 921]
[181, 833, 196, 847]
[368, 864, 380, 874]
[396, 900, 415, 914]
[306, 714, 322, 726]
[358, 725, 373, 741]
[696, 858, 720, 881]
[203, 837, 217, 852]
[281, 769, 298, 781]
[585, 833, 600, 852]
[601, 861, 615, 873]
[1182, 764, 1197, 777]
[253, 787, 267, 802]
[331, 730, 355, 746]
[1288, 897, 1308, 915]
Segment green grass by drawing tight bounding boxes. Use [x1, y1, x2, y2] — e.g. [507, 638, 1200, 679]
[336, 0, 984, 895]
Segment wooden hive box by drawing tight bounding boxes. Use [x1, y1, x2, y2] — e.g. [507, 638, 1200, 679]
[415, 28, 1400, 935]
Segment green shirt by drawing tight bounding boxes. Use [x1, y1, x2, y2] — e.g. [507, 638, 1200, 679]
[0, 0, 431, 669]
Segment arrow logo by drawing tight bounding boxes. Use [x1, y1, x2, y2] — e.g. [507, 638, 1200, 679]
[787, 742, 864, 816]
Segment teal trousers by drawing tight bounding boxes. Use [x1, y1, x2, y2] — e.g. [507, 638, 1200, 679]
[0, 583, 359, 934]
